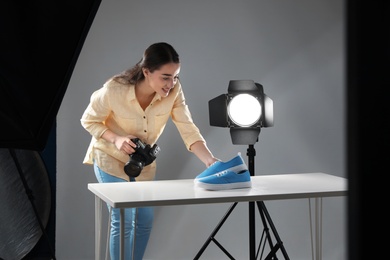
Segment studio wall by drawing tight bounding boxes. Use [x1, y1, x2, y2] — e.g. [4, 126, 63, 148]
[57, 1, 345, 259]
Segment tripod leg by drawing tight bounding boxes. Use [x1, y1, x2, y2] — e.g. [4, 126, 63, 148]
[256, 201, 276, 258]
[257, 201, 289, 260]
[194, 202, 238, 260]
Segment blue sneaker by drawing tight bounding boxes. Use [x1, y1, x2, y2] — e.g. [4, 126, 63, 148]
[195, 152, 247, 182]
[196, 170, 252, 190]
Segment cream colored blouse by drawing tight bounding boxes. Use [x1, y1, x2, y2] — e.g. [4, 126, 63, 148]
[81, 79, 205, 181]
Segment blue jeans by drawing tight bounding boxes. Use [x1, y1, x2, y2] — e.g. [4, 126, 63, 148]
[94, 163, 154, 260]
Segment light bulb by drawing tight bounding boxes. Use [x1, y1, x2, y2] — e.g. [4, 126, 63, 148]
[227, 94, 261, 127]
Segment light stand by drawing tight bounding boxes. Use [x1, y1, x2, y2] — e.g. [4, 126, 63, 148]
[194, 144, 289, 260]
[196, 80, 289, 259]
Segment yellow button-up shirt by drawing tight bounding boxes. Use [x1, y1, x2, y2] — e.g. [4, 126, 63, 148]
[81, 78, 205, 181]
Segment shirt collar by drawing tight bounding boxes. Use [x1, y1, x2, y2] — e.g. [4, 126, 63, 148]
[129, 84, 162, 102]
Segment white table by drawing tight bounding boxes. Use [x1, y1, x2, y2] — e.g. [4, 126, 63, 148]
[88, 172, 347, 260]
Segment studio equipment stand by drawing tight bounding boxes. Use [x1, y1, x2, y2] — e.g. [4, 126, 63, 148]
[194, 145, 289, 260]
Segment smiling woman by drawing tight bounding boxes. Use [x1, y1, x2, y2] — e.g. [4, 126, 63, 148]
[80, 42, 219, 260]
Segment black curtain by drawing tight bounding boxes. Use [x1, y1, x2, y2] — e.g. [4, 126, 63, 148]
[347, 1, 389, 259]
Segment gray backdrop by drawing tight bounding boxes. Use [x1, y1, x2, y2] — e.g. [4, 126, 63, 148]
[57, 0, 345, 259]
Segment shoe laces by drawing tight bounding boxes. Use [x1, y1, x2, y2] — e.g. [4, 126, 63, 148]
[215, 170, 228, 177]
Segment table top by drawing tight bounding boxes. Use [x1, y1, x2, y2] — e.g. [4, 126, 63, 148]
[88, 172, 347, 208]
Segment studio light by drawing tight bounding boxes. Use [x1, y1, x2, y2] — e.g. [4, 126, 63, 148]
[202, 80, 288, 260]
[209, 80, 274, 145]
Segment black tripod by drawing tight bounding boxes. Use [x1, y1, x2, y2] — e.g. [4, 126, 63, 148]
[194, 145, 289, 260]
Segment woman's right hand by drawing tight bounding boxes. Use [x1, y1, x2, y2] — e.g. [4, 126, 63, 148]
[114, 135, 138, 155]
[102, 130, 138, 155]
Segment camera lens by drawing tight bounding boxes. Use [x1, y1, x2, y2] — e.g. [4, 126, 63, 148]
[124, 160, 143, 178]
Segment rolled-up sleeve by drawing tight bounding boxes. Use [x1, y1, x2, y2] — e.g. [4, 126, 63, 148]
[171, 85, 205, 150]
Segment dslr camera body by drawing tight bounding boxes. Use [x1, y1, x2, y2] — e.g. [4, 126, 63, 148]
[124, 138, 161, 178]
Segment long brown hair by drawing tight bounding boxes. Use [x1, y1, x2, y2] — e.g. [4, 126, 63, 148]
[112, 42, 180, 85]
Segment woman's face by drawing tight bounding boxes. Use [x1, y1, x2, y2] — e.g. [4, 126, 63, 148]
[144, 62, 180, 97]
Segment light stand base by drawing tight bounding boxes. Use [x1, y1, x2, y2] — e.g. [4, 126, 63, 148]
[194, 145, 289, 260]
[193, 201, 289, 260]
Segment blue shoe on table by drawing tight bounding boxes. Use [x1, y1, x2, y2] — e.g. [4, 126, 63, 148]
[194, 152, 247, 182]
[196, 169, 252, 191]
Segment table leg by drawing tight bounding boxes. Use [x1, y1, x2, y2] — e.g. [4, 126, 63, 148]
[315, 198, 322, 260]
[95, 195, 103, 260]
[309, 197, 323, 260]
[120, 208, 125, 260]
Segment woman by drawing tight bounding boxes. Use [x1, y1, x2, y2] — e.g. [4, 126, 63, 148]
[81, 42, 218, 260]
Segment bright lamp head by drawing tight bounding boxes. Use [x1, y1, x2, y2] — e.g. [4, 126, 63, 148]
[227, 94, 262, 127]
[209, 80, 273, 145]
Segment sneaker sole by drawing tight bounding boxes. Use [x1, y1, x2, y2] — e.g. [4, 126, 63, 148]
[196, 181, 252, 191]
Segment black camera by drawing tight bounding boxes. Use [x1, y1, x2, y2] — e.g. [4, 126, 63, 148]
[124, 138, 161, 178]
